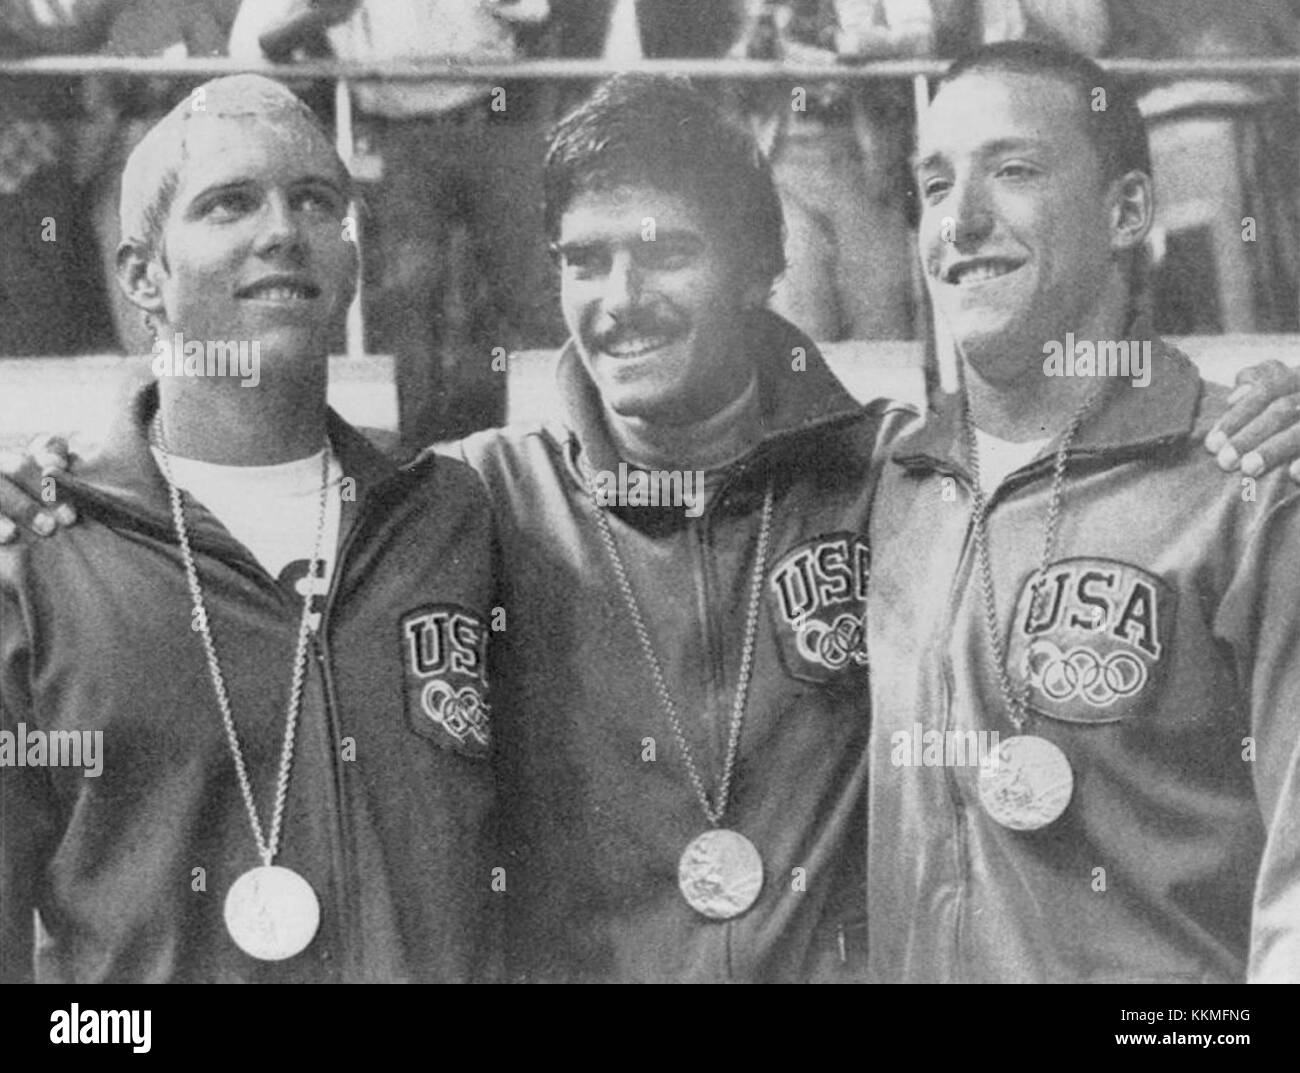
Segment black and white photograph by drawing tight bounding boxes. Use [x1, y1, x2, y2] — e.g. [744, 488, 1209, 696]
[0, 0, 1297, 1043]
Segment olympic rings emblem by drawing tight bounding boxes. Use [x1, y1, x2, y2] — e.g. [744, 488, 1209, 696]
[1021, 639, 1146, 707]
[421, 679, 491, 747]
[795, 611, 869, 671]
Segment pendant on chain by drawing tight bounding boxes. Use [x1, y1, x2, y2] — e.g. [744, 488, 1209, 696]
[677, 829, 764, 920]
[223, 864, 321, 961]
[978, 734, 1073, 831]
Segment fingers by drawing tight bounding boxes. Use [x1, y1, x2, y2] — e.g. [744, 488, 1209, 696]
[1232, 358, 1294, 391]
[1239, 421, 1300, 481]
[0, 439, 77, 541]
[1210, 394, 1300, 477]
[1208, 360, 1300, 456]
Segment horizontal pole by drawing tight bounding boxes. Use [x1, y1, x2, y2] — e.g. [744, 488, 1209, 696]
[2, 55, 1300, 82]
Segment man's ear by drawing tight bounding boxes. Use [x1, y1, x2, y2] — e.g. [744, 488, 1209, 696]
[1108, 170, 1155, 254]
[116, 239, 167, 317]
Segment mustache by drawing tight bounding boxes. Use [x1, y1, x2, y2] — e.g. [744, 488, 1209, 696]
[593, 309, 684, 350]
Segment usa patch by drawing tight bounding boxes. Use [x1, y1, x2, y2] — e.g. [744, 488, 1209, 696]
[1006, 557, 1173, 724]
[768, 531, 870, 684]
[400, 604, 491, 757]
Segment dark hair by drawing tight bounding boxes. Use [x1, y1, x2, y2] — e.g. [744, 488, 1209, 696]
[542, 74, 786, 292]
[938, 40, 1151, 183]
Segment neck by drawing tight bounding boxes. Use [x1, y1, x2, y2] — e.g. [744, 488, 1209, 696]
[965, 302, 1129, 441]
[965, 366, 1098, 442]
[154, 374, 328, 465]
[606, 374, 763, 471]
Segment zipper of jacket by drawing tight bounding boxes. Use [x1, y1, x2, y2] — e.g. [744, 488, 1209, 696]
[307, 478, 397, 983]
[706, 460, 768, 983]
[688, 459, 743, 983]
[307, 631, 348, 980]
[691, 489, 737, 982]
[935, 461, 977, 979]
[934, 452, 1067, 979]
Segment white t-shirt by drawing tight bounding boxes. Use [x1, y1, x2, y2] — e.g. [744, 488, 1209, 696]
[972, 428, 1050, 491]
[151, 446, 344, 630]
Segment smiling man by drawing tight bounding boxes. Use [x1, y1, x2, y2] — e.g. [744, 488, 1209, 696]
[866, 41, 1300, 983]
[455, 74, 915, 982]
[0, 76, 499, 983]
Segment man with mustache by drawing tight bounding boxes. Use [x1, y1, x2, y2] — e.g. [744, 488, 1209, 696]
[0, 75, 499, 982]
[6, 71, 1300, 984]
[455, 74, 912, 980]
[867, 40, 1300, 982]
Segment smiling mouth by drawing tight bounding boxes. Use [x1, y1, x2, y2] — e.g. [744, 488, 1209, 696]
[598, 329, 683, 358]
[943, 258, 1023, 286]
[237, 281, 321, 301]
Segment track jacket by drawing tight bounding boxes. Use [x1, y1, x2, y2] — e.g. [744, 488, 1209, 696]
[0, 383, 499, 983]
[458, 310, 914, 982]
[865, 337, 1300, 983]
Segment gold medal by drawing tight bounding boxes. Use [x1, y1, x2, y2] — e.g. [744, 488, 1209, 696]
[224, 865, 321, 961]
[678, 829, 764, 920]
[978, 734, 1073, 830]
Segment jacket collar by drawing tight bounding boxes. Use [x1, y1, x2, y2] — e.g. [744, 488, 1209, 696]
[64, 380, 403, 556]
[891, 329, 1207, 476]
[556, 309, 863, 487]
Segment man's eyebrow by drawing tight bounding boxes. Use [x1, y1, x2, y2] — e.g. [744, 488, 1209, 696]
[180, 179, 250, 213]
[976, 137, 1051, 158]
[295, 173, 349, 195]
[553, 230, 704, 251]
[911, 150, 944, 174]
[185, 173, 348, 204]
[912, 137, 1051, 174]
[280, 173, 351, 203]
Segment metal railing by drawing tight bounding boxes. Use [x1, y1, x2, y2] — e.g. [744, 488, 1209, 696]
[3, 55, 1300, 80]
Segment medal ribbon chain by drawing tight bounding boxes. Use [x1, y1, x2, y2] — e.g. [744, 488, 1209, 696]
[960, 377, 1100, 734]
[152, 411, 329, 867]
[590, 482, 775, 827]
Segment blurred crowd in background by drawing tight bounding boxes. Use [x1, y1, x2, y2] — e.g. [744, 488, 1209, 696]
[2, 0, 1299, 447]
